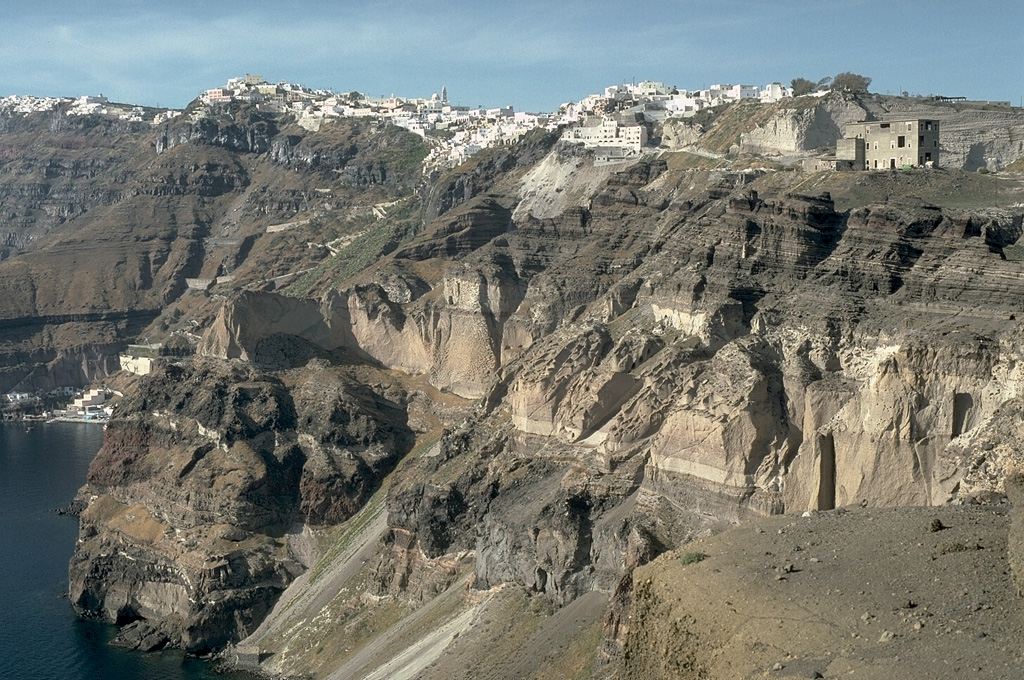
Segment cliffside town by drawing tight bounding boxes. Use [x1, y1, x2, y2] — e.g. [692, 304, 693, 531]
[4, 76, 1024, 678]
[192, 74, 806, 170]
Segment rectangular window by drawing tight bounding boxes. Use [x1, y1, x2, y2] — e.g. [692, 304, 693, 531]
[898, 136, 905, 147]
[919, 135, 924, 144]
[880, 123, 890, 128]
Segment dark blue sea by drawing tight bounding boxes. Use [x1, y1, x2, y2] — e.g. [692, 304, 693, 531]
[0, 422, 255, 680]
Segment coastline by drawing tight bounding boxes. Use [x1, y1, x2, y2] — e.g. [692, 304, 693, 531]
[47, 415, 109, 425]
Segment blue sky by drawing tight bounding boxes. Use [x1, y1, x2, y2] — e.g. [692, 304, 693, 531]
[2, 0, 1021, 111]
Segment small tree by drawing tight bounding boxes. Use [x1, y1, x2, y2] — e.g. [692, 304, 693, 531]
[832, 72, 871, 93]
[791, 78, 815, 97]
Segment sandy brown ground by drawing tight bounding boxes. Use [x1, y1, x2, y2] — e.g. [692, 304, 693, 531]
[625, 503, 1024, 679]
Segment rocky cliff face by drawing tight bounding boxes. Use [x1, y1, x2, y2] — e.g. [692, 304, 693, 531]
[0, 93, 1022, 676]
[74, 152, 1024, 673]
[0, 103, 429, 393]
[69, 358, 415, 652]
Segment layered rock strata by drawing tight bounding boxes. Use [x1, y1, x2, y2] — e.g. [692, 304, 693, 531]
[69, 358, 413, 652]
[55, 112, 1024, 674]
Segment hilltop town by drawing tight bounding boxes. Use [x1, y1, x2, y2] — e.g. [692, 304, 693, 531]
[197, 74, 801, 169]
[6, 73, 1017, 175]
[2, 75, 800, 172]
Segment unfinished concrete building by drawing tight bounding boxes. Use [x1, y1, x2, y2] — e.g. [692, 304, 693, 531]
[844, 119, 940, 170]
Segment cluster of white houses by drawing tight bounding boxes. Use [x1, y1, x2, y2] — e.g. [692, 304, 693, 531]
[565, 79, 795, 122]
[0, 94, 181, 124]
[5, 76, 946, 174]
[155, 75, 953, 170]
[197, 75, 803, 168]
[2, 386, 113, 421]
[200, 75, 550, 170]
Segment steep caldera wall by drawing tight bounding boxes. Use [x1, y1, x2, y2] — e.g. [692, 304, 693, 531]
[47, 103, 1024, 676]
[0, 103, 431, 393]
[75, 145, 1024, 676]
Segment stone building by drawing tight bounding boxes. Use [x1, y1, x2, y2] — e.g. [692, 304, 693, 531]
[844, 118, 940, 169]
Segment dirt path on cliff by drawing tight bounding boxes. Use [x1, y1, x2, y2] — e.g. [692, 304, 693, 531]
[243, 502, 388, 648]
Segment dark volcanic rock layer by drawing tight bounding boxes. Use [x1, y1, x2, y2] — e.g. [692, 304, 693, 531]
[69, 358, 413, 652]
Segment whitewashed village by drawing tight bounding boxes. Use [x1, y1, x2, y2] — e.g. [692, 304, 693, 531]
[2, 74, 802, 174]
[197, 74, 800, 169]
[2, 73, 974, 176]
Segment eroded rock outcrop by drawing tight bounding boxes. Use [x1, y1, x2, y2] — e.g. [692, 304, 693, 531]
[70, 358, 413, 652]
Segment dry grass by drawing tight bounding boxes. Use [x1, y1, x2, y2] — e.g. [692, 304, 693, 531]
[698, 102, 781, 154]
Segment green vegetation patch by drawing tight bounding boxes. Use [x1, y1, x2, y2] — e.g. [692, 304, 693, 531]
[283, 197, 423, 296]
[780, 168, 1024, 212]
[374, 128, 430, 178]
[680, 551, 708, 565]
[1003, 243, 1024, 262]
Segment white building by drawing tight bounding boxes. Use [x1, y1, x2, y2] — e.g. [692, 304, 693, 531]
[563, 117, 648, 152]
[72, 389, 106, 410]
[631, 80, 674, 97]
[700, 84, 759, 104]
[760, 82, 793, 103]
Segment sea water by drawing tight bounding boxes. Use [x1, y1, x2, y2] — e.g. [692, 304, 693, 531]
[0, 422, 255, 680]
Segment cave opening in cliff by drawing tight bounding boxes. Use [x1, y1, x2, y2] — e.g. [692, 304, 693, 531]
[817, 432, 837, 510]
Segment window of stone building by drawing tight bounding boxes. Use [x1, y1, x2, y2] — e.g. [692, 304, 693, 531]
[898, 135, 905, 147]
